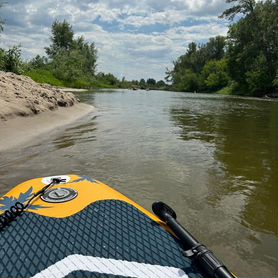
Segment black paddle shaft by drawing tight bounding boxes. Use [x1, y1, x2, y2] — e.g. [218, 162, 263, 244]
[152, 202, 235, 278]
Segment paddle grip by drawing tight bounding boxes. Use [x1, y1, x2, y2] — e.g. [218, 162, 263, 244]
[164, 214, 235, 278]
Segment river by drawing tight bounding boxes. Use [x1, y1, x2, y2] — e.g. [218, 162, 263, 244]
[0, 89, 277, 277]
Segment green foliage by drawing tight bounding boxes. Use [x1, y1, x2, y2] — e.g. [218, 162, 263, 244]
[29, 55, 48, 69]
[45, 20, 74, 58]
[168, 0, 278, 96]
[52, 49, 86, 82]
[96, 72, 119, 86]
[43, 20, 98, 86]
[202, 59, 230, 91]
[156, 80, 166, 88]
[169, 36, 226, 92]
[175, 70, 200, 92]
[139, 78, 146, 88]
[216, 84, 234, 95]
[220, 0, 256, 20]
[147, 78, 156, 86]
[225, 0, 278, 96]
[245, 54, 271, 96]
[0, 48, 4, 69]
[72, 36, 97, 75]
[273, 71, 278, 87]
[25, 69, 65, 87]
[0, 46, 23, 74]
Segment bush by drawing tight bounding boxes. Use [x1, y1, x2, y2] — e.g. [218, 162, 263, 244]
[25, 69, 65, 87]
[2, 46, 23, 74]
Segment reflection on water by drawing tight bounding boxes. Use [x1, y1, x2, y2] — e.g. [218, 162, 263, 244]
[170, 98, 278, 236]
[53, 116, 98, 149]
[0, 90, 277, 277]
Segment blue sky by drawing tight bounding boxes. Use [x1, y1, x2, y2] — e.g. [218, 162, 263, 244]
[0, 0, 230, 81]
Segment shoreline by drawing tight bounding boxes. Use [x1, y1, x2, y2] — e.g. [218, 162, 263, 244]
[59, 88, 89, 93]
[0, 103, 95, 152]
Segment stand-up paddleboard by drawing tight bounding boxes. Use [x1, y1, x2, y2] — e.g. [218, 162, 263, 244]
[0, 175, 235, 278]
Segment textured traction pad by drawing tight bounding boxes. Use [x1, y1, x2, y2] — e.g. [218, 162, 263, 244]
[0, 200, 203, 278]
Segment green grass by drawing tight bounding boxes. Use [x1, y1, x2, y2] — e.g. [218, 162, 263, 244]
[215, 84, 234, 95]
[24, 69, 120, 89]
[25, 69, 65, 87]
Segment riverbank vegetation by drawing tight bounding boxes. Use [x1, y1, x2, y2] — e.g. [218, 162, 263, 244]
[0, 18, 167, 90]
[166, 0, 278, 97]
[1, 1, 277, 96]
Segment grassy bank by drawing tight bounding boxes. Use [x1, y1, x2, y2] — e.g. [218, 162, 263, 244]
[24, 69, 120, 89]
[25, 69, 66, 87]
[215, 85, 233, 95]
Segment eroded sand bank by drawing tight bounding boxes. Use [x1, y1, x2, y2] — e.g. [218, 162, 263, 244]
[0, 71, 95, 152]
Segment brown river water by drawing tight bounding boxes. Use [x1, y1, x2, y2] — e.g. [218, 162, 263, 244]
[0, 90, 277, 277]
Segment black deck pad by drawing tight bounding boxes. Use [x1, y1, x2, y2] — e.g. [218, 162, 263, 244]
[0, 200, 203, 278]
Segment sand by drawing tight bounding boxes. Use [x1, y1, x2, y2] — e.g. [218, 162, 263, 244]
[0, 71, 95, 152]
[59, 88, 89, 92]
[0, 71, 78, 121]
[0, 103, 95, 152]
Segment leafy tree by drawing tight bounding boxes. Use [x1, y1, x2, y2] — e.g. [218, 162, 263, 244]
[202, 59, 230, 91]
[139, 78, 146, 88]
[29, 55, 48, 69]
[72, 36, 97, 75]
[103, 73, 118, 85]
[44, 20, 97, 84]
[52, 49, 86, 82]
[0, 48, 5, 69]
[273, 71, 278, 87]
[2, 46, 23, 74]
[220, 0, 256, 20]
[147, 78, 156, 86]
[226, 0, 278, 95]
[167, 0, 277, 96]
[168, 36, 226, 92]
[45, 20, 74, 58]
[205, 36, 226, 61]
[156, 80, 166, 88]
[96, 72, 119, 86]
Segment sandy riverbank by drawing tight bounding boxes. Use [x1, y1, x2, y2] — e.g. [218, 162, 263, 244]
[0, 71, 78, 121]
[0, 103, 95, 152]
[59, 88, 89, 93]
[0, 71, 95, 152]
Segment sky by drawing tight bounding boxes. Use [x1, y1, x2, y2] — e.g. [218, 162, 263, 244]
[0, 0, 230, 81]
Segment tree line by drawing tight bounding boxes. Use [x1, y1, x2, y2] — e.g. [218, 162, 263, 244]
[166, 0, 278, 97]
[0, 17, 165, 90]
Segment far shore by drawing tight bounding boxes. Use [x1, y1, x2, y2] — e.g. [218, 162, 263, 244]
[59, 88, 89, 93]
[0, 103, 95, 152]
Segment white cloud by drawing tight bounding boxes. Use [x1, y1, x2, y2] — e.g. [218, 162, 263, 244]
[0, 0, 229, 80]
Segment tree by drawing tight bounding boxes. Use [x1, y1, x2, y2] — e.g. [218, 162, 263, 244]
[0, 48, 5, 69]
[2, 46, 23, 74]
[29, 55, 48, 69]
[225, 0, 278, 95]
[72, 36, 97, 75]
[156, 80, 166, 88]
[44, 20, 97, 82]
[273, 71, 278, 87]
[147, 78, 156, 86]
[45, 20, 74, 58]
[139, 78, 146, 88]
[52, 49, 86, 82]
[202, 59, 230, 91]
[205, 36, 226, 61]
[220, 0, 256, 20]
[168, 36, 227, 92]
